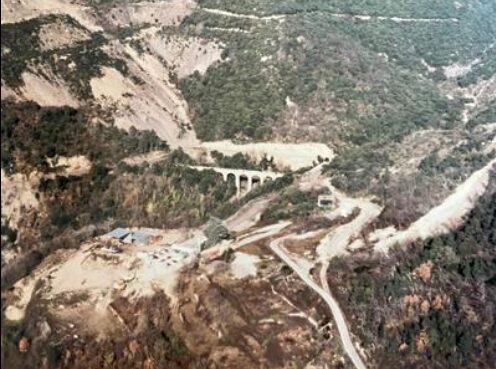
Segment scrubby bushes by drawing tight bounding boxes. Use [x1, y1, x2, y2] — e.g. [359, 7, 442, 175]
[210, 150, 276, 170]
[329, 179, 496, 368]
[261, 188, 323, 222]
[1, 15, 130, 98]
[1, 101, 168, 173]
[467, 105, 496, 130]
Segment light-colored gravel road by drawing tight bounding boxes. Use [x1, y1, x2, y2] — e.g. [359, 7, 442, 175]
[270, 236, 367, 369]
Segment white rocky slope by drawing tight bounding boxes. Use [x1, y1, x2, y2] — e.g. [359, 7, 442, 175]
[373, 158, 496, 252]
[1, 0, 222, 149]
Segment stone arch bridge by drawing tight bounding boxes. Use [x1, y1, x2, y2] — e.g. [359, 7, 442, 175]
[189, 166, 284, 196]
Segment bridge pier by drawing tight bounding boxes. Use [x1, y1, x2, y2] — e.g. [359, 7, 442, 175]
[235, 175, 241, 197]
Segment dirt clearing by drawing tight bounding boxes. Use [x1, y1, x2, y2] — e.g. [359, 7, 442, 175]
[142, 29, 223, 79]
[96, 42, 200, 148]
[201, 141, 334, 170]
[38, 17, 90, 51]
[225, 195, 276, 233]
[14, 71, 79, 108]
[48, 155, 92, 176]
[230, 252, 260, 278]
[104, 0, 195, 28]
[90, 66, 130, 100]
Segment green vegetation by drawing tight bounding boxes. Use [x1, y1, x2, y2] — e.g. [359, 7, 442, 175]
[0, 220, 17, 252]
[197, 0, 495, 67]
[211, 150, 259, 169]
[197, 0, 475, 18]
[179, 22, 284, 140]
[1, 101, 297, 289]
[0, 102, 231, 243]
[178, 0, 494, 200]
[377, 132, 494, 228]
[467, 105, 496, 129]
[1, 101, 167, 173]
[457, 46, 496, 87]
[202, 216, 230, 249]
[329, 179, 496, 368]
[48, 32, 129, 98]
[37, 152, 236, 237]
[1, 102, 292, 243]
[211, 173, 295, 219]
[29, 151, 294, 277]
[261, 188, 322, 222]
[418, 144, 492, 183]
[210, 150, 276, 170]
[157, 329, 188, 358]
[180, 8, 459, 143]
[1, 14, 81, 86]
[325, 147, 391, 193]
[329, 11, 494, 69]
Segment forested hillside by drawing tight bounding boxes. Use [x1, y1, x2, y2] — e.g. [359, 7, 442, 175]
[178, 0, 495, 217]
[0, 101, 288, 285]
[1, 101, 297, 288]
[328, 174, 496, 368]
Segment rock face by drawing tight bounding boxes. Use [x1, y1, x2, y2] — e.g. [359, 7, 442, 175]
[0, 0, 223, 149]
[1, 169, 40, 229]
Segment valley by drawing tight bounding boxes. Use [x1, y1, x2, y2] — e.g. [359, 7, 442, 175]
[1, 1, 495, 369]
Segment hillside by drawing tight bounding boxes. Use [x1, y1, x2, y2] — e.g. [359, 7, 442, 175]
[328, 173, 496, 368]
[1, 1, 495, 369]
[174, 0, 495, 226]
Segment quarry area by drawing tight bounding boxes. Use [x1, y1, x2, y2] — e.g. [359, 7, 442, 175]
[3, 157, 495, 369]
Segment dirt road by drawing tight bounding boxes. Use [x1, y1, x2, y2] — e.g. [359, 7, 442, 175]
[317, 195, 381, 260]
[225, 195, 276, 233]
[232, 221, 291, 250]
[202, 7, 284, 20]
[270, 237, 367, 369]
[202, 6, 458, 23]
[374, 157, 496, 252]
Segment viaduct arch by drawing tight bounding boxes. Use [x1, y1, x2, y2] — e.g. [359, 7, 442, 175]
[189, 166, 284, 197]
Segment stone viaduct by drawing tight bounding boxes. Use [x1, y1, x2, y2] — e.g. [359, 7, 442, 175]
[189, 166, 284, 196]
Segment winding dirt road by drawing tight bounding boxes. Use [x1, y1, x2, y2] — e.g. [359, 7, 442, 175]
[270, 237, 367, 369]
[202, 7, 458, 23]
[202, 7, 284, 20]
[229, 158, 494, 369]
[316, 191, 381, 260]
